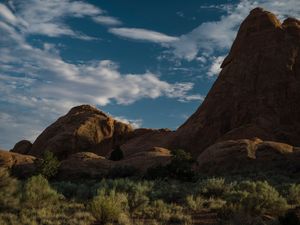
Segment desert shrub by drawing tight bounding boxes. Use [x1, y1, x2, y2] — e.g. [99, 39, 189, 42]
[223, 181, 288, 216]
[145, 149, 195, 181]
[89, 189, 128, 224]
[279, 210, 300, 225]
[287, 184, 300, 206]
[0, 201, 95, 225]
[22, 175, 61, 208]
[35, 150, 60, 179]
[52, 181, 79, 199]
[146, 164, 169, 179]
[144, 200, 191, 224]
[204, 198, 226, 210]
[127, 185, 149, 217]
[107, 165, 138, 178]
[185, 195, 205, 212]
[109, 146, 124, 161]
[196, 177, 231, 198]
[0, 169, 20, 211]
[150, 180, 192, 203]
[167, 149, 195, 181]
[52, 181, 93, 200]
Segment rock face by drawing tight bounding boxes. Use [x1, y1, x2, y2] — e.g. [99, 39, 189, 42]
[11, 140, 32, 154]
[29, 105, 133, 159]
[173, 8, 300, 156]
[197, 139, 300, 175]
[0, 149, 36, 177]
[58, 147, 171, 179]
[121, 128, 173, 157]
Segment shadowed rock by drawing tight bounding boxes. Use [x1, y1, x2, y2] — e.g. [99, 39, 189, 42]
[11, 140, 32, 154]
[0, 149, 36, 177]
[173, 8, 300, 156]
[58, 147, 171, 179]
[197, 139, 300, 175]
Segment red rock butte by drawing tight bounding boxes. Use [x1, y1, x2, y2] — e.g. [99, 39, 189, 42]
[172, 7, 300, 156]
[2, 8, 300, 178]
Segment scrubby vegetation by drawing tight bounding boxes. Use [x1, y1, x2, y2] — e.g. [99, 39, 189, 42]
[0, 166, 299, 225]
[35, 150, 60, 179]
[146, 149, 196, 181]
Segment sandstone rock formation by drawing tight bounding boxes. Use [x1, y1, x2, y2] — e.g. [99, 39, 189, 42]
[10, 140, 32, 154]
[28, 105, 133, 159]
[58, 147, 171, 179]
[121, 128, 173, 157]
[0, 149, 36, 177]
[173, 8, 300, 156]
[197, 139, 300, 175]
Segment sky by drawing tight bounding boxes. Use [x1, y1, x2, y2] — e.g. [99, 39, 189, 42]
[0, 0, 299, 149]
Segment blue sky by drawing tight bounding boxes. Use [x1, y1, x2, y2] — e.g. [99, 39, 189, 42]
[0, 0, 299, 149]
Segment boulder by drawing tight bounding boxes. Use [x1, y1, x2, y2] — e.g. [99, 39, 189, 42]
[28, 105, 133, 159]
[197, 139, 300, 175]
[0, 149, 36, 177]
[10, 140, 32, 154]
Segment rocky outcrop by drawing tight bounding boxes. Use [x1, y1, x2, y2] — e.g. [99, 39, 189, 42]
[10, 140, 32, 154]
[173, 8, 300, 156]
[58, 147, 171, 179]
[0, 149, 36, 177]
[28, 105, 133, 159]
[121, 128, 173, 157]
[197, 139, 300, 175]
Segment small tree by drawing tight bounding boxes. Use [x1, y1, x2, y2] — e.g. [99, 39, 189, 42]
[167, 149, 195, 181]
[109, 145, 124, 161]
[35, 150, 60, 179]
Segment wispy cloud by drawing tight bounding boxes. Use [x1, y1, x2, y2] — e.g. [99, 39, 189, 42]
[109, 28, 179, 43]
[114, 116, 143, 129]
[108, 0, 300, 77]
[167, 0, 300, 70]
[207, 56, 225, 77]
[2, 0, 121, 39]
[0, 2, 201, 149]
[93, 15, 122, 26]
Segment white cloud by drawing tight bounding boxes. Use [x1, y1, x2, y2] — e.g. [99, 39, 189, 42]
[2, 0, 121, 39]
[108, 0, 300, 77]
[169, 0, 300, 62]
[0, 5, 200, 148]
[93, 15, 122, 26]
[207, 56, 225, 77]
[114, 116, 143, 129]
[109, 28, 179, 43]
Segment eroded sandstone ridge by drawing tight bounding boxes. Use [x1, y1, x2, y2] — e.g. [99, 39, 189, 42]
[28, 105, 133, 159]
[2, 8, 300, 178]
[173, 8, 300, 156]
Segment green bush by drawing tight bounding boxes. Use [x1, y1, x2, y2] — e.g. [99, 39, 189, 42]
[185, 195, 205, 212]
[224, 181, 288, 216]
[167, 149, 195, 181]
[90, 189, 128, 224]
[288, 184, 300, 206]
[109, 146, 124, 161]
[0, 169, 20, 211]
[22, 175, 61, 208]
[197, 178, 230, 198]
[35, 150, 60, 179]
[144, 200, 191, 224]
[107, 165, 138, 178]
[146, 149, 195, 181]
[127, 185, 149, 217]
